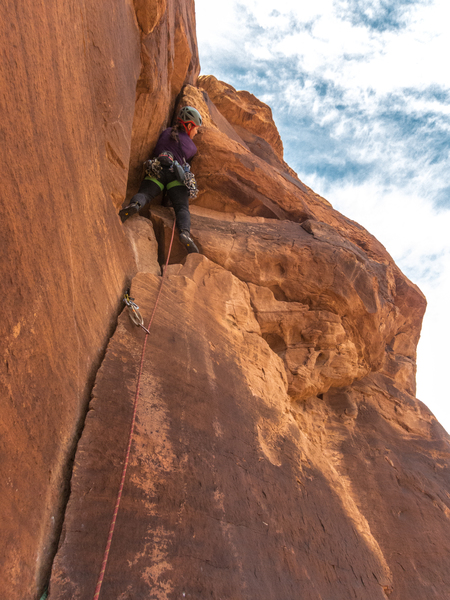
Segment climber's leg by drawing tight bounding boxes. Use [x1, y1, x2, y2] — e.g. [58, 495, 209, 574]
[167, 182, 199, 253]
[119, 178, 163, 222]
[179, 230, 199, 254]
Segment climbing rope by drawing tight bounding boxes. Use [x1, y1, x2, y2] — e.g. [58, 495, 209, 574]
[93, 219, 176, 600]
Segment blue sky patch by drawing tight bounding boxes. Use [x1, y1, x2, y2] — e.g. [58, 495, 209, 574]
[434, 186, 450, 210]
[334, 0, 426, 32]
[198, 1, 450, 209]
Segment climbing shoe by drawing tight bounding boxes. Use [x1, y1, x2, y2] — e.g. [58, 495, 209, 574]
[179, 230, 199, 254]
[119, 202, 140, 222]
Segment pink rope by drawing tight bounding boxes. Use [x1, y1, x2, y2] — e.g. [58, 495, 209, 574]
[93, 220, 177, 600]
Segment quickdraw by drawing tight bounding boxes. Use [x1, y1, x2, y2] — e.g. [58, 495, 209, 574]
[123, 292, 150, 334]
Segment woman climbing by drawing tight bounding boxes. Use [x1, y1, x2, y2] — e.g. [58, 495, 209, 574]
[119, 106, 202, 253]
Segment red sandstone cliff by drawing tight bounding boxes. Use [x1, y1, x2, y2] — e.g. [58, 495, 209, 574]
[1, 2, 449, 600]
[0, 0, 198, 597]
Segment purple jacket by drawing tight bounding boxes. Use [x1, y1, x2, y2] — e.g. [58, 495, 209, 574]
[152, 128, 197, 165]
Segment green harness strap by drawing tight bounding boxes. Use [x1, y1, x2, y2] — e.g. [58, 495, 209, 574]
[144, 176, 185, 191]
[166, 180, 185, 190]
[144, 176, 164, 191]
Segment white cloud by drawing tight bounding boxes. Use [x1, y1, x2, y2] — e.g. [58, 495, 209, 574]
[304, 179, 450, 258]
[416, 258, 450, 433]
[197, 0, 450, 94]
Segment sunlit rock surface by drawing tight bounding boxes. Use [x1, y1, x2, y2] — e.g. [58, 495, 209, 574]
[0, 0, 197, 598]
[50, 254, 450, 599]
[49, 74, 450, 600]
[2, 1, 450, 599]
[198, 74, 286, 164]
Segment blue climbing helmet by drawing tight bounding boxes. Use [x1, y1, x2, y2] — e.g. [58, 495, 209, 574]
[178, 106, 202, 128]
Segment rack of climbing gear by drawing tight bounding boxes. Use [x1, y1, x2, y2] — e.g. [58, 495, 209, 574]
[144, 153, 198, 198]
[123, 291, 150, 334]
[183, 169, 198, 198]
[92, 218, 177, 600]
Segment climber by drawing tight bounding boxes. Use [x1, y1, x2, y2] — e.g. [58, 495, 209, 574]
[119, 106, 202, 254]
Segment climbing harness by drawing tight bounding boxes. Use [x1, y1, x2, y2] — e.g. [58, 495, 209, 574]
[123, 292, 150, 334]
[93, 219, 177, 600]
[144, 154, 198, 199]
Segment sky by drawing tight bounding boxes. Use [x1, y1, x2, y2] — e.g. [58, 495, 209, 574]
[194, 0, 450, 433]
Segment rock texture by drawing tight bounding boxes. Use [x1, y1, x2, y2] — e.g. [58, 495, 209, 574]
[198, 75, 286, 165]
[2, 2, 450, 600]
[124, 216, 161, 276]
[48, 76, 450, 600]
[49, 256, 450, 600]
[126, 0, 199, 196]
[0, 1, 198, 598]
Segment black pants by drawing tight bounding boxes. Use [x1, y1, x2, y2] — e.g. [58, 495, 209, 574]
[131, 170, 191, 232]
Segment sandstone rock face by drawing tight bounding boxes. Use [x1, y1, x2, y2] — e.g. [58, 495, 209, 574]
[199, 75, 285, 164]
[126, 0, 200, 197]
[123, 216, 161, 276]
[47, 75, 450, 600]
[49, 256, 450, 600]
[151, 207, 405, 401]
[3, 1, 450, 599]
[0, 1, 199, 598]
